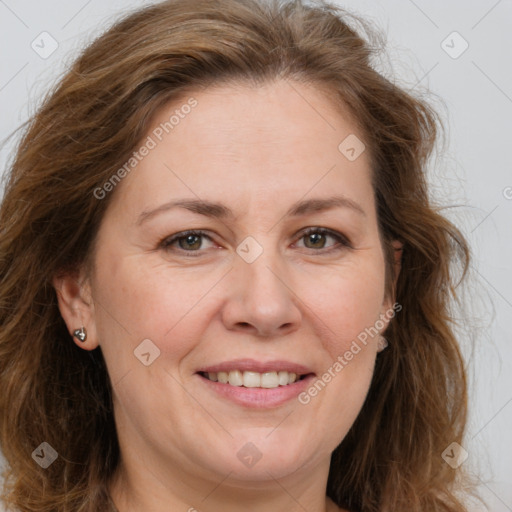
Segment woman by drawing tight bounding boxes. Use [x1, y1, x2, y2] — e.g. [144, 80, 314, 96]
[0, 0, 480, 510]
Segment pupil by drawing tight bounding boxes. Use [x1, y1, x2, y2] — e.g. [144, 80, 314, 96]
[180, 235, 200, 250]
[307, 233, 324, 248]
[178, 233, 327, 251]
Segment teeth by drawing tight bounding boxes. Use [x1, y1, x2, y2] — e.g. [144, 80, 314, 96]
[228, 370, 243, 387]
[204, 370, 302, 388]
[278, 371, 289, 386]
[261, 372, 278, 388]
[243, 371, 261, 388]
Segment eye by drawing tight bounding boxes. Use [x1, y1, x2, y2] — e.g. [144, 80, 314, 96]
[294, 227, 351, 252]
[160, 230, 216, 256]
[159, 227, 351, 257]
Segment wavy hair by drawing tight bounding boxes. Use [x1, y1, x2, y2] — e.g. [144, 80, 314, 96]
[0, 0, 480, 510]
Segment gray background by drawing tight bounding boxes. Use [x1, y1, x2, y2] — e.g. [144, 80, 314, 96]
[0, 0, 511, 510]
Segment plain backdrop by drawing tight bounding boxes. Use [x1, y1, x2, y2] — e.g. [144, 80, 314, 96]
[0, 0, 511, 510]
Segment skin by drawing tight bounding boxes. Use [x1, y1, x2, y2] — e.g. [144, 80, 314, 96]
[54, 79, 401, 512]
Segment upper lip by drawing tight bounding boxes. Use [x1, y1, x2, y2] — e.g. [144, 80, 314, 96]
[197, 358, 315, 375]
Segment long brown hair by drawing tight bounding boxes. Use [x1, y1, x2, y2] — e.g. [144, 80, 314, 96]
[0, 0, 481, 510]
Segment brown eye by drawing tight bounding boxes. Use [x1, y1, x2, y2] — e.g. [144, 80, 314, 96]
[177, 234, 203, 250]
[303, 231, 328, 249]
[296, 228, 351, 252]
[160, 230, 215, 255]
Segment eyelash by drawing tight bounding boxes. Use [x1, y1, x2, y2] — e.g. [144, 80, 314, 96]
[159, 227, 352, 257]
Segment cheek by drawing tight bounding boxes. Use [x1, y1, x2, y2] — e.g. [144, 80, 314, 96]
[297, 265, 384, 440]
[306, 261, 386, 355]
[92, 255, 223, 363]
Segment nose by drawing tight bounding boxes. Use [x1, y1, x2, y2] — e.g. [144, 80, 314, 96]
[221, 247, 302, 338]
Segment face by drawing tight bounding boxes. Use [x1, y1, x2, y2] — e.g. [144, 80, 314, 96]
[57, 79, 399, 491]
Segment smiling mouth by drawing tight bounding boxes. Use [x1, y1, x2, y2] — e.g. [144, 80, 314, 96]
[198, 370, 311, 389]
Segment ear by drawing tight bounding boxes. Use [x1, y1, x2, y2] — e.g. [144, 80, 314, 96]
[52, 268, 99, 351]
[379, 239, 403, 330]
[392, 239, 403, 286]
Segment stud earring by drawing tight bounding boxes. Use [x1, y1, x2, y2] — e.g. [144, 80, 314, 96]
[377, 336, 388, 353]
[73, 327, 87, 342]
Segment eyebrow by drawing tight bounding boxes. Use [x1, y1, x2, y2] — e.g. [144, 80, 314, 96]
[136, 195, 366, 226]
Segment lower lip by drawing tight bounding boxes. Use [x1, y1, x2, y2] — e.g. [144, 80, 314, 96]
[196, 373, 316, 408]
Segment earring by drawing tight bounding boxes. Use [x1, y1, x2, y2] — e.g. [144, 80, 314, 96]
[73, 327, 87, 342]
[377, 336, 388, 352]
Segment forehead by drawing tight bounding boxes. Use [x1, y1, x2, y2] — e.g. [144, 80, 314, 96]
[165, 79, 364, 159]
[107, 79, 374, 220]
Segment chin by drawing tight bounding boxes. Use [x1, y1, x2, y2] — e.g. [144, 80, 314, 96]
[198, 434, 321, 483]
